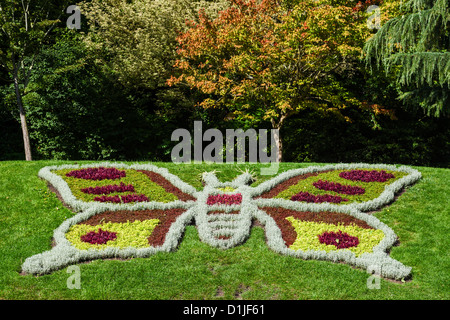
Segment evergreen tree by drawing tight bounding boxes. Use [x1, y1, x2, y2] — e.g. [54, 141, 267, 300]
[363, 0, 450, 117]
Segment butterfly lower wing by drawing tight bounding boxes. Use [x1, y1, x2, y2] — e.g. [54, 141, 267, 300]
[254, 203, 412, 280]
[22, 205, 195, 275]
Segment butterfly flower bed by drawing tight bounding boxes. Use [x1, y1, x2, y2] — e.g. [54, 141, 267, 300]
[22, 162, 421, 280]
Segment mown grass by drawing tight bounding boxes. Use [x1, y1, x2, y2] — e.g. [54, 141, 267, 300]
[0, 160, 448, 300]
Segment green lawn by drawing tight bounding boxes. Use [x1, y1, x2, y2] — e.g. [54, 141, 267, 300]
[0, 160, 448, 300]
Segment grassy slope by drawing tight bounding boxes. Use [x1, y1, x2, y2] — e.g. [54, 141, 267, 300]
[0, 160, 448, 300]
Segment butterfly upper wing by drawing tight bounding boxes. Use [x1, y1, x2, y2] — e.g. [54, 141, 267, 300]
[38, 163, 199, 212]
[251, 163, 421, 211]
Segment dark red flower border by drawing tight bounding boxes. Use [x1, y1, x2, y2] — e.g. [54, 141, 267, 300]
[137, 170, 196, 201]
[256, 171, 332, 199]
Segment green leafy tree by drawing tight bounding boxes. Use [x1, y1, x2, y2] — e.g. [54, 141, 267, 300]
[79, 0, 229, 90]
[0, 0, 71, 160]
[169, 0, 372, 161]
[363, 0, 450, 116]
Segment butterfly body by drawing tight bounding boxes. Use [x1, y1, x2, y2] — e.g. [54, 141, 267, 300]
[195, 175, 253, 249]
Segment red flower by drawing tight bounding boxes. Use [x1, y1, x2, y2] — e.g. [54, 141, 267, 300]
[81, 182, 135, 195]
[339, 170, 394, 182]
[313, 180, 365, 195]
[207, 193, 242, 205]
[66, 167, 126, 180]
[318, 230, 359, 249]
[291, 191, 348, 203]
[80, 228, 117, 245]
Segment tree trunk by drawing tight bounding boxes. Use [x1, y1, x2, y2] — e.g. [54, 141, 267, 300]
[13, 68, 32, 161]
[271, 118, 284, 162]
[273, 127, 283, 162]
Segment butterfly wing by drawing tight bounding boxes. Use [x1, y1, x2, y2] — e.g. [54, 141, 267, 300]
[38, 162, 198, 212]
[251, 163, 421, 211]
[250, 164, 421, 280]
[22, 163, 199, 274]
[22, 205, 195, 275]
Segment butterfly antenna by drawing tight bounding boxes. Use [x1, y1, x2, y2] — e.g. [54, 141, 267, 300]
[235, 167, 257, 185]
[200, 170, 221, 187]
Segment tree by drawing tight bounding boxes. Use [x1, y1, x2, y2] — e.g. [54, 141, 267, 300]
[363, 0, 450, 117]
[168, 0, 372, 161]
[19, 30, 139, 160]
[79, 0, 229, 90]
[0, 0, 71, 160]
